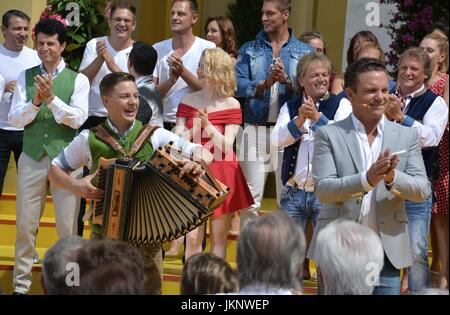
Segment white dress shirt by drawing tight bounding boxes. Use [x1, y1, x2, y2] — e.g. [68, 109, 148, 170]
[8, 58, 89, 130]
[52, 119, 201, 172]
[351, 114, 386, 233]
[400, 85, 448, 148]
[271, 95, 352, 191]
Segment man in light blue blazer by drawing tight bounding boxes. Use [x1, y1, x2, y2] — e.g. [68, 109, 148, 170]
[307, 58, 431, 295]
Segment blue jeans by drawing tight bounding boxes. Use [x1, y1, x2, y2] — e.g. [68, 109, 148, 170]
[0, 129, 23, 195]
[405, 196, 432, 292]
[373, 254, 401, 295]
[280, 186, 321, 231]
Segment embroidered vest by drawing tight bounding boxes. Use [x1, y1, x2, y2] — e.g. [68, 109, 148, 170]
[281, 92, 344, 185]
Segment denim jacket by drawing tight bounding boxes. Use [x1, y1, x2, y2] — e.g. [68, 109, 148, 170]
[236, 28, 312, 125]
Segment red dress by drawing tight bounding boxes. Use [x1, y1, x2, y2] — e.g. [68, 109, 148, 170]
[176, 103, 254, 216]
[429, 74, 448, 215]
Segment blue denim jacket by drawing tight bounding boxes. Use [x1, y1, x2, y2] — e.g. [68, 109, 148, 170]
[236, 29, 313, 125]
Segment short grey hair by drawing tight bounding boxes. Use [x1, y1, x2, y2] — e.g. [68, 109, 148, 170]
[237, 211, 306, 291]
[315, 220, 384, 295]
[42, 236, 87, 295]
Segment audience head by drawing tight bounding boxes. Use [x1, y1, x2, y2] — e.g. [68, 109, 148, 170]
[344, 58, 389, 122]
[347, 30, 379, 66]
[108, 0, 136, 39]
[205, 16, 237, 58]
[299, 31, 327, 55]
[355, 42, 386, 64]
[397, 47, 431, 95]
[237, 211, 305, 292]
[296, 53, 332, 100]
[128, 41, 158, 76]
[41, 236, 88, 295]
[262, 0, 291, 35]
[198, 48, 236, 98]
[181, 253, 239, 295]
[171, 0, 199, 34]
[315, 220, 384, 295]
[1, 9, 31, 51]
[420, 33, 449, 74]
[72, 239, 146, 295]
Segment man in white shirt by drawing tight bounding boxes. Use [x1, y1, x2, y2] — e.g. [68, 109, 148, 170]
[77, 0, 137, 237]
[153, 0, 215, 130]
[8, 18, 89, 295]
[0, 9, 40, 195]
[79, 0, 136, 129]
[307, 58, 431, 295]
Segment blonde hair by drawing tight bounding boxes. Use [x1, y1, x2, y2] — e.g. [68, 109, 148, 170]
[202, 48, 236, 97]
[422, 32, 449, 73]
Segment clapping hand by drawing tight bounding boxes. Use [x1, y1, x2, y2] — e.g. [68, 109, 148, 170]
[168, 53, 184, 77]
[33, 74, 54, 105]
[195, 109, 211, 128]
[385, 94, 404, 122]
[300, 96, 321, 122]
[366, 148, 399, 187]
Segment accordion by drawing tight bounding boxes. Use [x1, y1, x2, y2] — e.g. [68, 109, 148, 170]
[92, 144, 230, 246]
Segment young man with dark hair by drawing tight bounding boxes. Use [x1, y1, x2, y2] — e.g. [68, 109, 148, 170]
[48, 72, 212, 294]
[0, 9, 40, 195]
[128, 41, 163, 126]
[153, 0, 215, 130]
[8, 18, 89, 295]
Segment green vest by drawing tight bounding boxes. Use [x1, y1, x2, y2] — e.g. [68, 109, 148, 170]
[23, 65, 78, 161]
[88, 120, 154, 235]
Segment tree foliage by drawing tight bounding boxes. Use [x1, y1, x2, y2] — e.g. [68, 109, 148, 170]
[227, 0, 263, 48]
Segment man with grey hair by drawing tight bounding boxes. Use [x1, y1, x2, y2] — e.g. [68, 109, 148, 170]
[41, 236, 87, 295]
[237, 211, 305, 294]
[315, 219, 384, 295]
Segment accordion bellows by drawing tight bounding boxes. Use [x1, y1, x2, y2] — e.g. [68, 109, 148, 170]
[93, 145, 230, 246]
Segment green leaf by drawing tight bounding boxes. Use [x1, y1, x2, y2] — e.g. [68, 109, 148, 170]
[66, 43, 82, 52]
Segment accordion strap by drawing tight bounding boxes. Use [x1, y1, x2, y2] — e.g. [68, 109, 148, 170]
[129, 125, 160, 157]
[92, 124, 159, 158]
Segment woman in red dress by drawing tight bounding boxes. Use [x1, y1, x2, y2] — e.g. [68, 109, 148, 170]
[420, 32, 449, 289]
[175, 48, 253, 260]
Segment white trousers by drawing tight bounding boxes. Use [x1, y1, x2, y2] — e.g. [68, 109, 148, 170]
[13, 153, 79, 293]
[237, 125, 284, 230]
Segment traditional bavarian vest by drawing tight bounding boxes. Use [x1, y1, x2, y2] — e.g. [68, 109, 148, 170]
[281, 92, 344, 185]
[401, 89, 439, 180]
[24, 65, 78, 161]
[88, 120, 154, 174]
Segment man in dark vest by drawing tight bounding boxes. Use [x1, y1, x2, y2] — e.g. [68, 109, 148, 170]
[271, 53, 352, 281]
[8, 18, 90, 295]
[385, 48, 448, 293]
[48, 72, 213, 294]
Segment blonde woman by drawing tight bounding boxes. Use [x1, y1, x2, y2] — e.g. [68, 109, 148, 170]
[176, 48, 253, 259]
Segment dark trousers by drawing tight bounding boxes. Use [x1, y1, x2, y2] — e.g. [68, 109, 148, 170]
[77, 116, 107, 236]
[0, 129, 23, 195]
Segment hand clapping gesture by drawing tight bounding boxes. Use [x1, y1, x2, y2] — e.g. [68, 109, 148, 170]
[33, 74, 54, 106]
[385, 94, 405, 122]
[300, 96, 321, 123]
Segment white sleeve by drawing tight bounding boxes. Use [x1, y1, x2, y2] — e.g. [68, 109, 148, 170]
[8, 70, 40, 128]
[271, 103, 300, 148]
[51, 130, 93, 171]
[411, 96, 448, 147]
[0, 74, 4, 102]
[79, 38, 98, 71]
[47, 73, 89, 129]
[333, 98, 353, 122]
[150, 128, 201, 157]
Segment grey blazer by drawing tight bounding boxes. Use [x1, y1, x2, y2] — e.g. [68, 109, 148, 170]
[307, 116, 431, 269]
